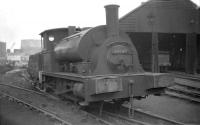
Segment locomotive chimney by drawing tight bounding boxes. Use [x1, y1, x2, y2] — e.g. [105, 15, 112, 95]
[104, 4, 119, 38]
[68, 26, 76, 36]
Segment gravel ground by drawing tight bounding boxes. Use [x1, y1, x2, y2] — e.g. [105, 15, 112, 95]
[0, 97, 60, 125]
[0, 68, 32, 89]
[0, 69, 106, 125]
[0, 69, 55, 125]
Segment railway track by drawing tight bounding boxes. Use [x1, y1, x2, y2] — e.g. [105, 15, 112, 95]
[0, 83, 115, 125]
[169, 71, 200, 82]
[0, 83, 186, 125]
[87, 102, 185, 125]
[88, 109, 184, 125]
[161, 72, 200, 102]
[165, 82, 200, 103]
[164, 72, 200, 103]
[0, 83, 154, 125]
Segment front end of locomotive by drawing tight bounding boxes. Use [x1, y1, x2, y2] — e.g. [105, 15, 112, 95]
[72, 5, 174, 104]
[79, 73, 173, 103]
[74, 37, 174, 103]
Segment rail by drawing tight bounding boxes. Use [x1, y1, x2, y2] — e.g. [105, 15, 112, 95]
[0, 83, 114, 125]
[86, 101, 185, 125]
[0, 83, 186, 125]
[165, 82, 200, 103]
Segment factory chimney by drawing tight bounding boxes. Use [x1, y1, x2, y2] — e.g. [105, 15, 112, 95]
[68, 26, 76, 36]
[104, 4, 119, 38]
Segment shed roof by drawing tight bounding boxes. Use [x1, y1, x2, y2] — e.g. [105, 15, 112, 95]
[119, 0, 199, 33]
[120, 0, 198, 21]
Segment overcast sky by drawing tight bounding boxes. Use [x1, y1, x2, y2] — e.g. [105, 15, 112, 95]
[0, 0, 199, 49]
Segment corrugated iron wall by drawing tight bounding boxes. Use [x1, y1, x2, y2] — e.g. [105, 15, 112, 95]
[119, 0, 199, 73]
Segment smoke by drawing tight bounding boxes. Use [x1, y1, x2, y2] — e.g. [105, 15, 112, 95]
[0, 11, 20, 49]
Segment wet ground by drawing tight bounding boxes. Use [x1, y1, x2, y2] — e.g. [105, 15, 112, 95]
[123, 74, 200, 124]
[131, 95, 200, 124]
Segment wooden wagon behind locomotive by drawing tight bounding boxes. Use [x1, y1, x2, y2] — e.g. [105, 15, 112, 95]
[28, 5, 173, 105]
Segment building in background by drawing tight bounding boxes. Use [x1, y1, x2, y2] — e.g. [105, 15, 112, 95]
[21, 39, 41, 66]
[21, 39, 41, 55]
[7, 53, 21, 62]
[0, 41, 7, 65]
[6, 39, 41, 67]
[14, 49, 22, 54]
[7, 49, 11, 54]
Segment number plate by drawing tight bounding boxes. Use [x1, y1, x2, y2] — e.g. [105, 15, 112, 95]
[95, 77, 122, 94]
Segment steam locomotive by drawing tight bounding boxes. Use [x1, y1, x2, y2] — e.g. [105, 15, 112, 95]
[28, 5, 173, 105]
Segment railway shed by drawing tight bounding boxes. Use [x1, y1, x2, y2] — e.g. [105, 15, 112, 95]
[119, 0, 200, 74]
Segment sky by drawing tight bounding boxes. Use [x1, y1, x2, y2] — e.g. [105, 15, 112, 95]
[0, 0, 199, 49]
